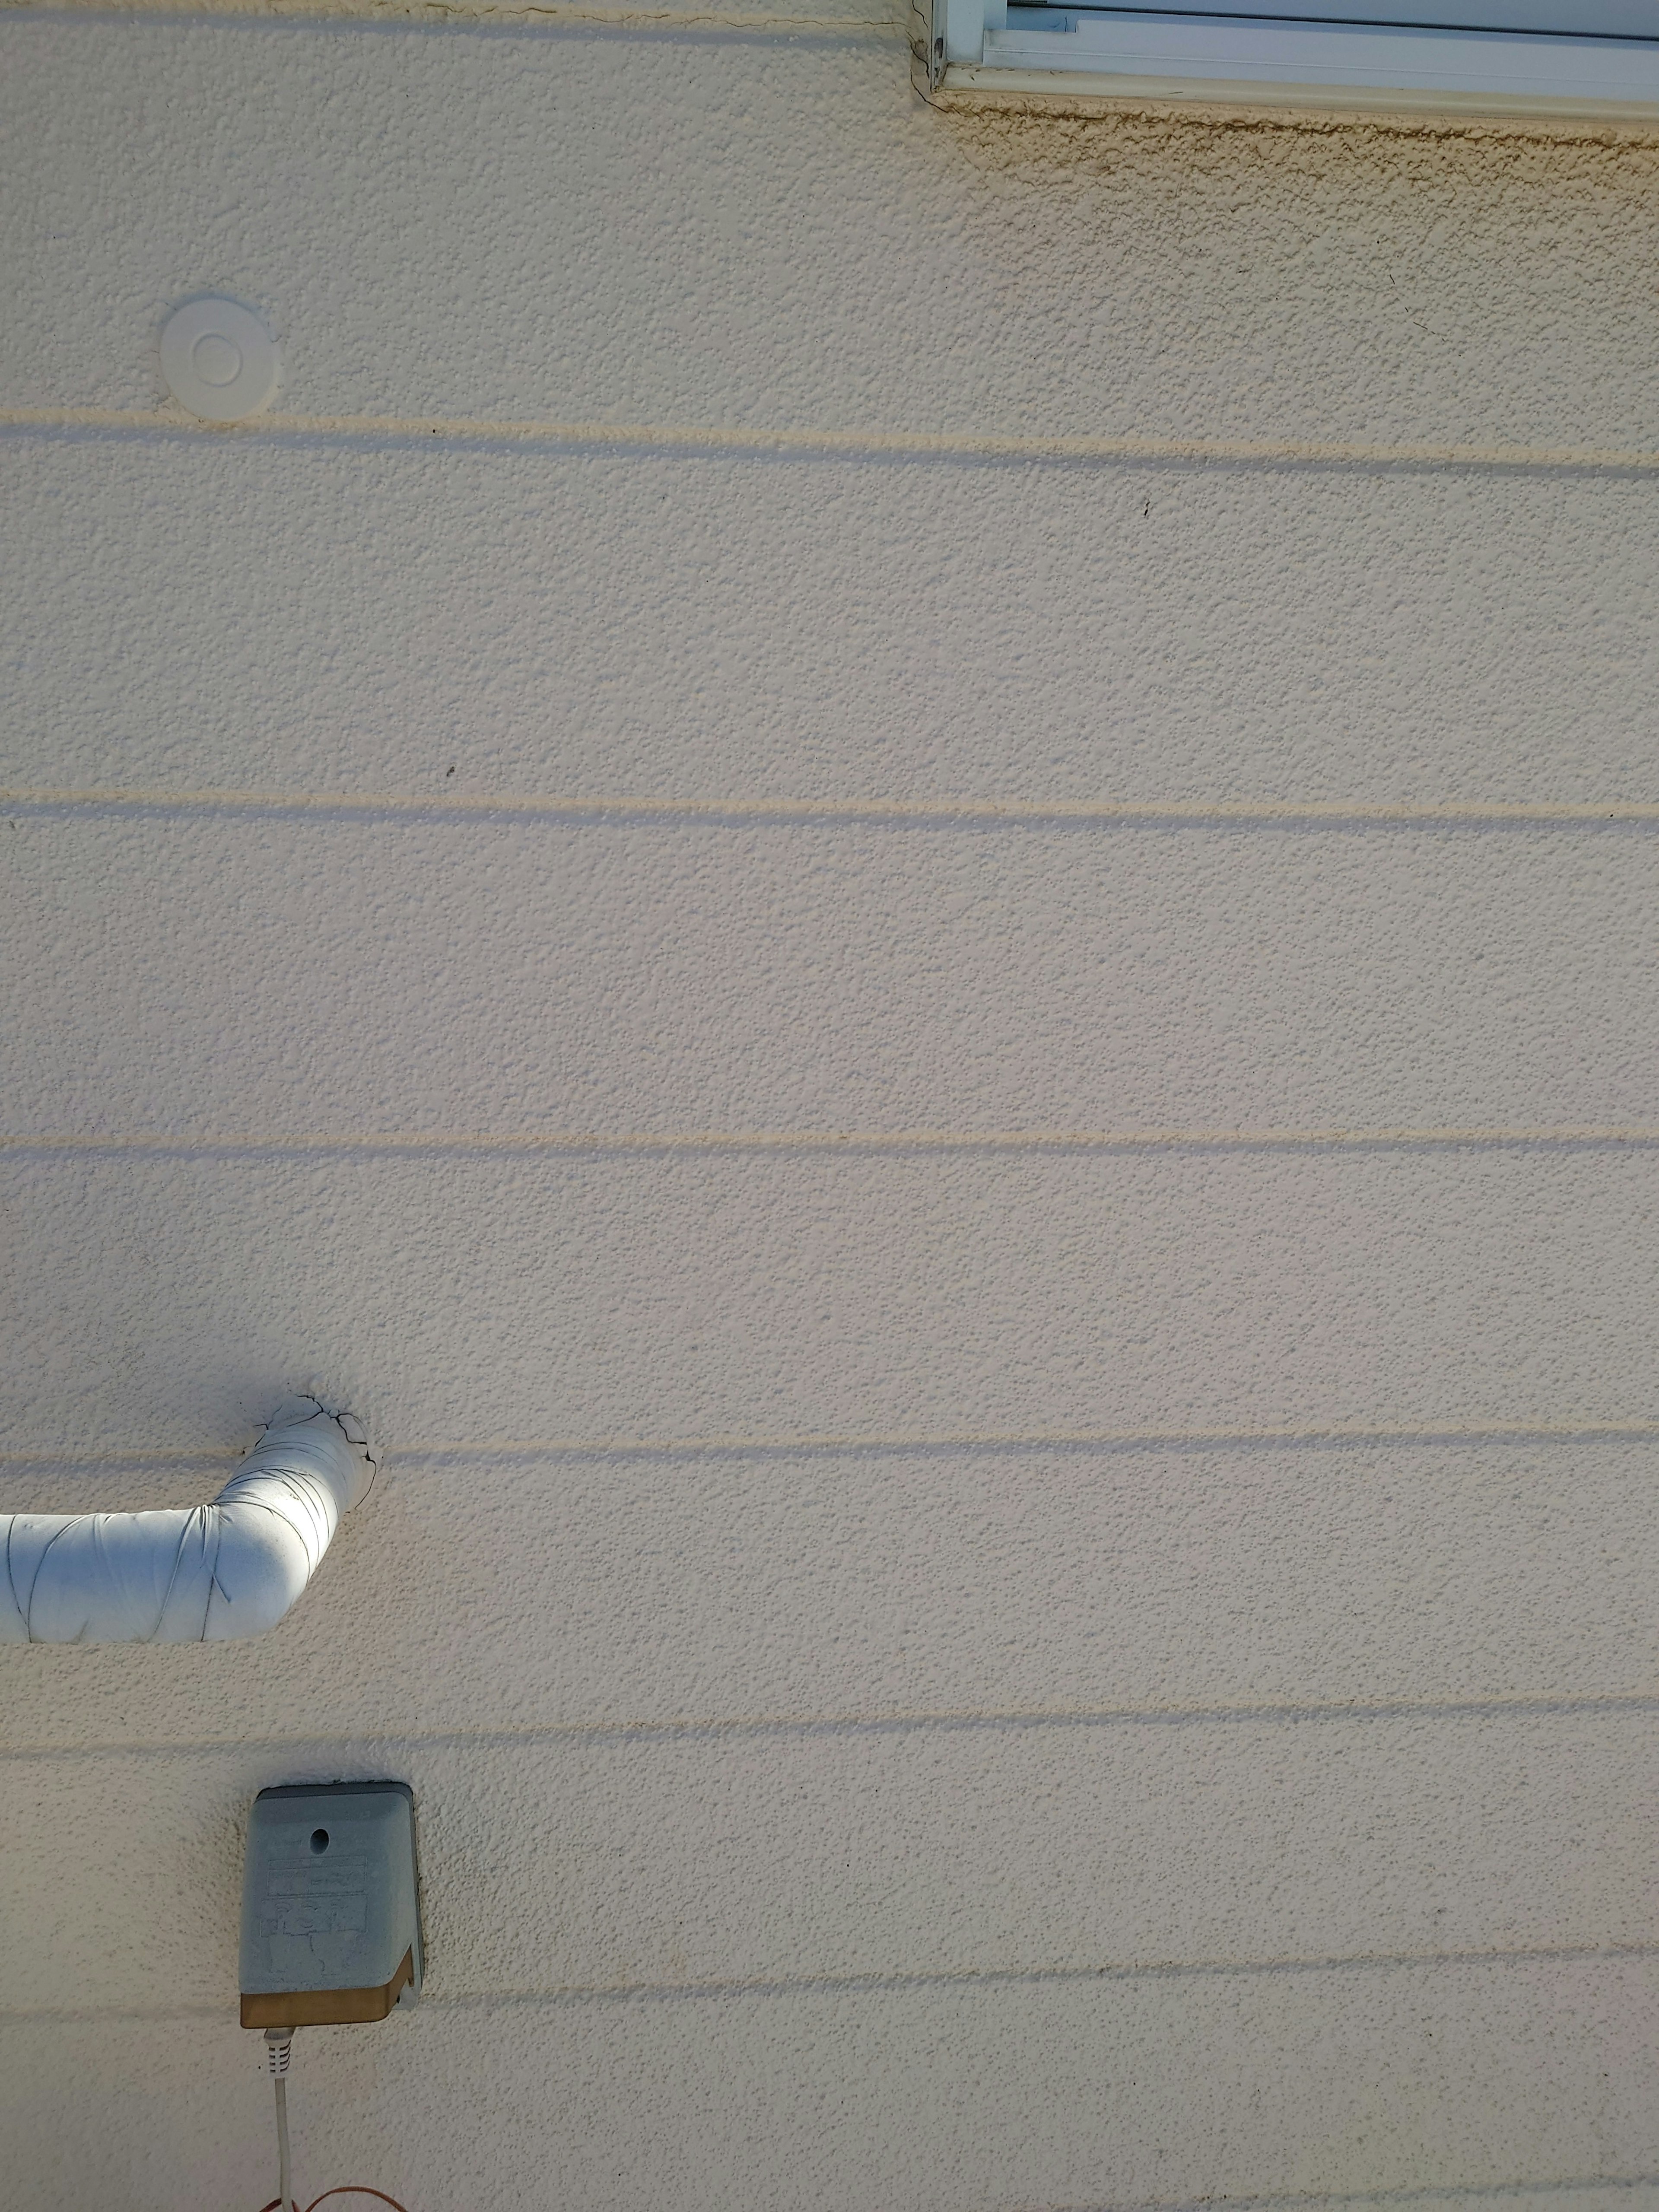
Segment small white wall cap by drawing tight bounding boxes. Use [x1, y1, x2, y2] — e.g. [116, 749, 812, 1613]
[160, 296, 280, 423]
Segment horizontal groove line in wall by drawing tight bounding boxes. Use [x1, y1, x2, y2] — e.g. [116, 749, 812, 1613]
[7, 1942, 1659, 2029]
[13, 405, 1659, 476]
[983, 2183, 1659, 2212]
[1012, 2183, 1659, 2212]
[0, 1447, 242, 1468]
[6, 1421, 1659, 1469]
[0, 0, 907, 30]
[1004, 2182, 1659, 2212]
[7, 1689, 1659, 1766]
[4, 785, 1658, 830]
[397, 1937, 1659, 2001]
[7, 1128, 1659, 1161]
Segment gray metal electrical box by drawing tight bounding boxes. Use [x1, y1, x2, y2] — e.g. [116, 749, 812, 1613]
[241, 1782, 422, 2029]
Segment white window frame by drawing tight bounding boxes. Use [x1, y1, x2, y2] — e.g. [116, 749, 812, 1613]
[909, 3, 1659, 118]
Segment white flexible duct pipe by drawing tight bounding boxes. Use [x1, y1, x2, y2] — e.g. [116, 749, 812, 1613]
[1, 1405, 372, 1644]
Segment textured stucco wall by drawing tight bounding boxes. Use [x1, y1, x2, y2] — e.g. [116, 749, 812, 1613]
[3, 12, 1658, 2210]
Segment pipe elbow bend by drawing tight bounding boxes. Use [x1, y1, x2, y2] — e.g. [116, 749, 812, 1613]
[0, 1404, 373, 1645]
[202, 1499, 331, 1640]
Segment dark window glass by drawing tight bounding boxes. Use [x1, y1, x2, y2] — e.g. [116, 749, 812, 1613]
[1056, 4, 1659, 35]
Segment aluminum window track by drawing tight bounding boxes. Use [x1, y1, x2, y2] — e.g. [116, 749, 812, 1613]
[910, 6, 1659, 121]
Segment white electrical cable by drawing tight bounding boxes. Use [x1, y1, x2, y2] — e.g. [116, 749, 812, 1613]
[259, 2020, 415, 2212]
[276, 2078, 293, 2212]
[0, 1405, 372, 1643]
[267, 2029, 295, 2212]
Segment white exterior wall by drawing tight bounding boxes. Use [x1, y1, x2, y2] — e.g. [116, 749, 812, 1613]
[3, 11, 1658, 2209]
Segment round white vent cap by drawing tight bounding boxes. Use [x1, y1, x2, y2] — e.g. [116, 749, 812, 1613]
[160, 296, 279, 423]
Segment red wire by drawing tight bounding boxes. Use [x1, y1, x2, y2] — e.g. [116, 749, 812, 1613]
[258, 2192, 412, 2212]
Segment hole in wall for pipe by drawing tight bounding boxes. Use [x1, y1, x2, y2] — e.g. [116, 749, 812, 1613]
[311, 1829, 330, 1855]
